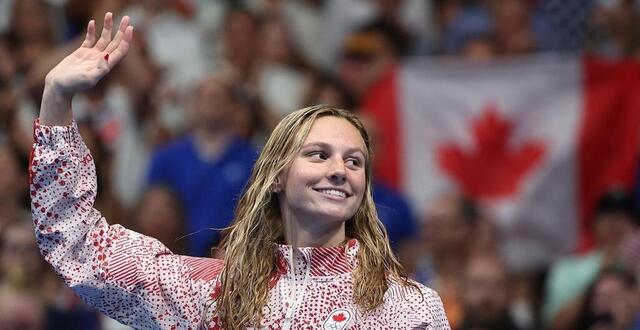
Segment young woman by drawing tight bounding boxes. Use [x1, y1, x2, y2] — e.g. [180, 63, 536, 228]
[32, 13, 450, 329]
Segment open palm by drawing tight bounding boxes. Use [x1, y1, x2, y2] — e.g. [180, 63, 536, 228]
[46, 12, 133, 95]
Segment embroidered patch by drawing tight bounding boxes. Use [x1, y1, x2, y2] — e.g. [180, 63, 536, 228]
[322, 309, 351, 330]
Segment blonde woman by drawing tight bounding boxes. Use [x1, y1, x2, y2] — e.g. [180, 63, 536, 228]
[32, 13, 450, 329]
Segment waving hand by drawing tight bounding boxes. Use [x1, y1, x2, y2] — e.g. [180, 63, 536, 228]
[40, 13, 133, 125]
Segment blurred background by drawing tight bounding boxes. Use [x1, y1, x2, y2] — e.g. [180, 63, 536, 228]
[1, 0, 640, 329]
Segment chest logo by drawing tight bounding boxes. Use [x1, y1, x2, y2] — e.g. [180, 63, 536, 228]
[322, 308, 351, 330]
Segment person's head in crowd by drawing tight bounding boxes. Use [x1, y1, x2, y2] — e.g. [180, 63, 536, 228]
[338, 21, 399, 99]
[135, 185, 186, 254]
[258, 16, 301, 67]
[222, 7, 259, 78]
[0, 221, 43, 288]
[421, 190, 479, 258]
[6, 0, 56, 73]
[587, 0, 640, 58]
[574, 267, 639, 330]
[490, 0, 536, 55]
[0, 285, 45, 330]
[190, 75, 238, 135]
[442, 5, 494, 56]
[0, 38, 16, 87]
[592, 188, 640, 253]
[459, 253, 518, 330]
[303, 74, 356, 111]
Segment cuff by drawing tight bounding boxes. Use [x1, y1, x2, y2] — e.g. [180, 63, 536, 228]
[33, 118, 82, 148]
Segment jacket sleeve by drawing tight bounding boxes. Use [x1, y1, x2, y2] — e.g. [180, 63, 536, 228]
[423, 287, 450, 330]
[30, 120, 222, 329]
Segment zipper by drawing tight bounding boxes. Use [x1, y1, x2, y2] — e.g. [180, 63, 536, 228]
[281, 249, 312, 330]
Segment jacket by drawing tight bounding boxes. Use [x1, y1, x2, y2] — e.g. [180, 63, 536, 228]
[30, 120, 450, 329]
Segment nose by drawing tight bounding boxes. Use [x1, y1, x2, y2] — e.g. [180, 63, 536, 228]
[328, 158, 346, 183]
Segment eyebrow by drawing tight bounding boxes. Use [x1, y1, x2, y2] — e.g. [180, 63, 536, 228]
[301, 142, 367, 158]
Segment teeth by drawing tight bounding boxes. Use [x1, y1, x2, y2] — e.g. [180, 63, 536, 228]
[317, 189, 347, 198]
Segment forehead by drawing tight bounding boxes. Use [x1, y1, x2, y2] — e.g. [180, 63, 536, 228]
[304, 116, 366, 150]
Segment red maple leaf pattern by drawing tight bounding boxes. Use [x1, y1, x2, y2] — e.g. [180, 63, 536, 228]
[332, 313, 347, 322]
[437, 104, 546, 199]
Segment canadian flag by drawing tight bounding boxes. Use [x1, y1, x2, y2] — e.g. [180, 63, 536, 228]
[363, 55, 640, 270]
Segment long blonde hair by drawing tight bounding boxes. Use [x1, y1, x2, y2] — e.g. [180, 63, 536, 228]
[215, 105, 416, 328]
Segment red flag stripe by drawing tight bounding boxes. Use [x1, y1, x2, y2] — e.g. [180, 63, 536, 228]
[578, 56, 640, 251]
[362, 64, 403, 190]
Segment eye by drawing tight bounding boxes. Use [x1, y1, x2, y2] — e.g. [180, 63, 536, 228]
[307, 151, 327, 160]
[346, 158, 362, 167]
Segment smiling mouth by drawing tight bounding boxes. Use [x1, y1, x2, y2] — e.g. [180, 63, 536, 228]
[313, 188, 350, 198]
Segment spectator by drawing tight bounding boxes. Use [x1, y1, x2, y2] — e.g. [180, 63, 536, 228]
[147, 75, 256, 256]
[413, 190, 481, 329]
[544, 188, 640, 327]
[573, 267, 640, 330]
[585, 0, 640, 58]
[338, 22, 398, 102]
[134, 185, 187, 254]
[0, 143, 29, 234]
[255, 16, 312, 118]
[0, 220, 43, 288]
[458, 253, 522, 330]
[0, 284, 45, 329]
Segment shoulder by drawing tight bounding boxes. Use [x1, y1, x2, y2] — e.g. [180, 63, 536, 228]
[386, 278, 442, 305]
[180, 256, 224, 282]
[152, 136, 193, 158]
[385, 278, 449, 327]
[229, 137, 258, 159]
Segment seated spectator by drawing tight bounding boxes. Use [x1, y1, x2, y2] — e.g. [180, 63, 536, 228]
[0, 143, 29, 234]
[413, 190, 481, 329]
[544, 188, 640, 327]
[574, 267, 640, 330]
[134, 185, 187, 254]
[147, 75, 257, 257]
[459, 253, 522, 330]
[0, 220, 43, 288]
[0, 284, 45, 329]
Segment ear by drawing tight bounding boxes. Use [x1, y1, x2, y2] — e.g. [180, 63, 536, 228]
[271, 177, 282, 193]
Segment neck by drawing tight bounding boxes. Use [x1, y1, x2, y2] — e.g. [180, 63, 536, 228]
[282, 212, 346, 248]
[193, 127, 231, 160]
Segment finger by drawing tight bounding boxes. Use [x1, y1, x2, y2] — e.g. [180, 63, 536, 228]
[107, 26, 133, 69]
[94, 12, 114, 51]
[81, 20, 96, 48]
[105, 16, 130, 54]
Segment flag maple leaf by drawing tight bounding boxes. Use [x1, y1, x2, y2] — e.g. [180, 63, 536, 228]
[332, 313, 347, 322]
[437, 104, 546, 199]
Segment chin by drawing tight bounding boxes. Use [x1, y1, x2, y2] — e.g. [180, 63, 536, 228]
[317, 208, 357, 223]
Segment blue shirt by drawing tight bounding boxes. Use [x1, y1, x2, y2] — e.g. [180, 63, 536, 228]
[373, 181, 417, 248]
[147, 135, 256, 256]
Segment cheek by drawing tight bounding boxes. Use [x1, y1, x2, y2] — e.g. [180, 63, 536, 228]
[352, 172, 367, 193]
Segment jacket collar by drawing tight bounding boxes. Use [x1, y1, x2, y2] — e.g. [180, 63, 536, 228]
[275, 239, 359, 277]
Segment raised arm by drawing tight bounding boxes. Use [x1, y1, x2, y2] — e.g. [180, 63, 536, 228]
[40, 12, 132, 125]
[31, 13, 222, 328]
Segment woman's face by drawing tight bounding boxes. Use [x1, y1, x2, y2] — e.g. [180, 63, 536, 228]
[278, 116, 367, 224]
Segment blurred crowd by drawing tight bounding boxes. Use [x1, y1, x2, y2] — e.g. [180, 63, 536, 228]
[1, 0, 640, 329]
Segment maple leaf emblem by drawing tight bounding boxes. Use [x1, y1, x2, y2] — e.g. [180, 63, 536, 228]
[332, 313, 346, 322]
[437, 104, 546, 199]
